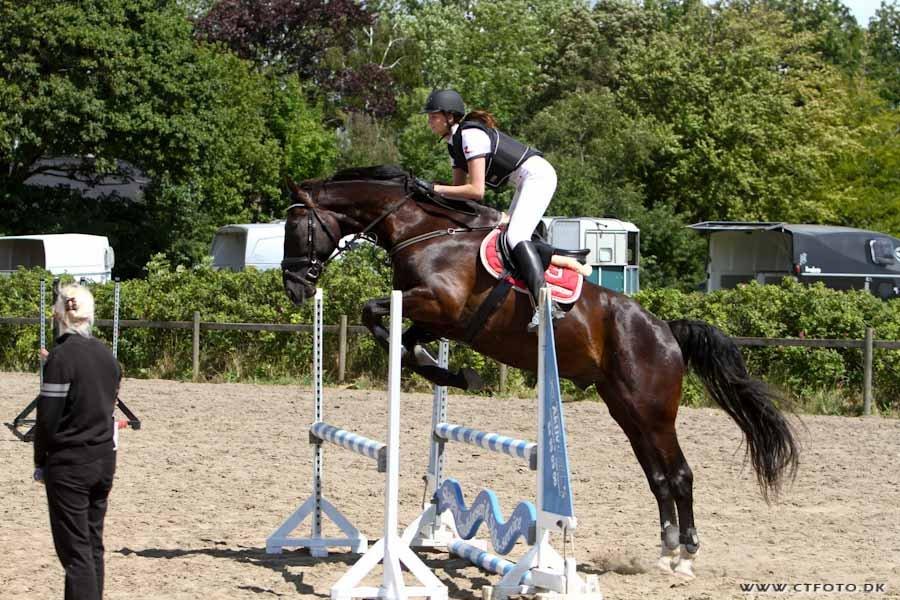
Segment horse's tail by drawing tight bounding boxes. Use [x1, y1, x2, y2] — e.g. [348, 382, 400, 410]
[667, 319, 799, 501]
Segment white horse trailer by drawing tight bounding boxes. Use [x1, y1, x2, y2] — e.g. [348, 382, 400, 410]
[211, 222, 369, 272]
[541, 216, 640, 294]
[0, 234, 115, 283]
[211, 223, 285, 271]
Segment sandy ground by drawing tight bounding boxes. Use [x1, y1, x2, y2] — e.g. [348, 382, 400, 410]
[2, 371, 899, 600]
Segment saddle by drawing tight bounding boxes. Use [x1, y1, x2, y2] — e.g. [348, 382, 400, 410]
[479, 227, 586, 304]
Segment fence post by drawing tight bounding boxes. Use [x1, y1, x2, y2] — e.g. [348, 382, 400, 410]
[863, 327, 874, 416]
[338, 315, 348, 383]
[193, 311, 201, 382]
[498, 363, 507, 395]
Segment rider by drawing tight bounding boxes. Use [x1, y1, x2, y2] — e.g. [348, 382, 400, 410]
[415, 88, 562, 331]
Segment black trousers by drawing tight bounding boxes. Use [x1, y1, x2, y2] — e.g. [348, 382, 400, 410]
[45, 452, 117, 600]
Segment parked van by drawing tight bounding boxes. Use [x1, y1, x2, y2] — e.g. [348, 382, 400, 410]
[689, 221, 900, 299]
[0, 234, 115, 283]
[541, 216, 640, 294]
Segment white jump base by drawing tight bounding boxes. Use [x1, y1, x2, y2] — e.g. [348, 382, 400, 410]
[266, 289, 445, 600]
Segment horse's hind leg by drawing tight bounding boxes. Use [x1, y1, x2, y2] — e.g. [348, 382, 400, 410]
[599, 381, 699, 578]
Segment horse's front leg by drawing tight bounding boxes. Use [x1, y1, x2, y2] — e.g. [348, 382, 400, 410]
[361, 296, 393, 351]
[362, 294, 482, 391]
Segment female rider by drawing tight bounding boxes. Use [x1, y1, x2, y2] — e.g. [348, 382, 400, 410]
[415, 88, 561, 331]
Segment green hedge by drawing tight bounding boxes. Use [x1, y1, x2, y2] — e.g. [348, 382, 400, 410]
[1, 258, 898, 415]
[636, 280, 900, 414]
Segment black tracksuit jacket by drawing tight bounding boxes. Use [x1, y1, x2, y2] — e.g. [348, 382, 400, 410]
[34, 333, 120, 468]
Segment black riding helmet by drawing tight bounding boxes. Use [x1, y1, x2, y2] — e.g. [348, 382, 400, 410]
[422, 89, 465, 118]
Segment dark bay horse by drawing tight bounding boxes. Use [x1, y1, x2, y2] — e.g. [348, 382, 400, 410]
[281, 165, 799, 578]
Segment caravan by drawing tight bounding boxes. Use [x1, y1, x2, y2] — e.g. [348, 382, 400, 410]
[541, 216, 640, 294]
[211, 223, 285, 271]
[211, 222, 369, 271]
[0, 234, 115, 283]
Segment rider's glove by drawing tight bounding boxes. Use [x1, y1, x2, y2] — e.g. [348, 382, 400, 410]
[413, 177, 434, 196]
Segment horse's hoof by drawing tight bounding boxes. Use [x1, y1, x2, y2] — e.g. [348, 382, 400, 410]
[656, 555, 676, 574]
[673, 562, 696, 579]
[461, 367, 484, 392]
[657, 546, 679, 574]
[673, 548, 697, 579]
[413, 344, 439, 368]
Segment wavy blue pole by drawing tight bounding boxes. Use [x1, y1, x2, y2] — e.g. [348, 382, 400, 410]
[435, 479, 536, 555]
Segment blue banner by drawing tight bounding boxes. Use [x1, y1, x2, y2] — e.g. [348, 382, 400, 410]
[540, 299, 575, 519]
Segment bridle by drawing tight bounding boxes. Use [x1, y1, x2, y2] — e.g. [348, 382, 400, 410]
[280, 182, 415, 288]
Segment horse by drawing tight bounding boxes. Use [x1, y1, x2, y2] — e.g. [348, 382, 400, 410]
[280, 165, 799, 578]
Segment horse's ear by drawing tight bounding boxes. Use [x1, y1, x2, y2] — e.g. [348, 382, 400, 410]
[284, 175, 315, 208]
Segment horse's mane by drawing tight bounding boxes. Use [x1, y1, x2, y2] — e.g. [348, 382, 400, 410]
[329, 165, 408, 182]
[326, 164, 500, 223]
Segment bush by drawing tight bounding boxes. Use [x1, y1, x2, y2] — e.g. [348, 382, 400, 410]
[636, 279, 900, 415]
[2, 263, 898, 415]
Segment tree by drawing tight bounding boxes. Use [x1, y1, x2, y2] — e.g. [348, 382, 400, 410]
[0, 0, 335, 274]
[616, 2, 857, 223]
[866, 0, 900, 105]
[753, 0, 866, 72]
[196, 0, 404, 117]
[406, 0, 573, 128]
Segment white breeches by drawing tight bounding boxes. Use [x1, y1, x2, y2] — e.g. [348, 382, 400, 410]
[505, 155, 557, 250]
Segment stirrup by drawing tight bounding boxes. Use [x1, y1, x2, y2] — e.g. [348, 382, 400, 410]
[526, 303, 565, 333]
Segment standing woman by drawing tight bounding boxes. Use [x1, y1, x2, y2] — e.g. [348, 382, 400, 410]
[416, 88, 562, 331]
[33, 283, 120, 600]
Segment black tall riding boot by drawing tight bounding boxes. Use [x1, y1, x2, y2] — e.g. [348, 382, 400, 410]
[512, 241, 563, 332]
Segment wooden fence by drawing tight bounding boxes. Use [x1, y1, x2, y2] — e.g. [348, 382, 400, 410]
[2, 316, 899, 415]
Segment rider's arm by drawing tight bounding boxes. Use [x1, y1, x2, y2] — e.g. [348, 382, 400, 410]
[434, 157, 486, 201]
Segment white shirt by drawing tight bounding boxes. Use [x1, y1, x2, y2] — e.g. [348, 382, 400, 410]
[446, 123, 492, 164]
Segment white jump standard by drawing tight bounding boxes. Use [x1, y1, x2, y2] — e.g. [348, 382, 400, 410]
[266, 288, 367, 557]
[406, 288, 603, 600]
[266, 289, 446, 600]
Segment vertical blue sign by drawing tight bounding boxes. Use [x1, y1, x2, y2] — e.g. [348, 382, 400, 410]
[540, 299, 575, 519]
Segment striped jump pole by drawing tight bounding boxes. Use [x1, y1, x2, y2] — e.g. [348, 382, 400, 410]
[406, 287, 603, 600]
[266, 288, 367, 557]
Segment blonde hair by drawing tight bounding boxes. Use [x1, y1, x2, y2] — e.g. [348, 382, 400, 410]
[53, 284, 95, 337]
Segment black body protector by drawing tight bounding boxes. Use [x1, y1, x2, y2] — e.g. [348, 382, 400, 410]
[449, 121, 542, 189]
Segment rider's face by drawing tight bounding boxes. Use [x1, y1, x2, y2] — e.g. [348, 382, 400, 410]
[427, 112, 452, 138]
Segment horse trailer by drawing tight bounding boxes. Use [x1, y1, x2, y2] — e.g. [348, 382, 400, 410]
[0, 233, 115, 283]
[211, 223, 286, 271]
[211, 223, 365, 271]
[689, 221, 900, 299]
[541, 216, 640, 294]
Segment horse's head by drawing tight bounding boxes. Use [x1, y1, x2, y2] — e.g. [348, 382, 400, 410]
[281, 180, 343, 305]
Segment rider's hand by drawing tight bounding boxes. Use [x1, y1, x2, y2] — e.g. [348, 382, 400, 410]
[33, 467, 44, 484]
[413, 177, 434, 196]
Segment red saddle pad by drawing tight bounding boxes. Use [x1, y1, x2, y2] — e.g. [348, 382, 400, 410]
[479, 228, 583, 304]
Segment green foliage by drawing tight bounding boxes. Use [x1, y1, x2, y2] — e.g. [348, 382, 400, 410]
[637, 279, 900, 414]
[406, 0, 570, 127]
[866, 0, 900, 105]
[617, 2, 857, 224]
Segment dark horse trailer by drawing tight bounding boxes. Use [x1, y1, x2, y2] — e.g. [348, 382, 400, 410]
[689, 222, 900, 299]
